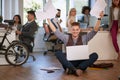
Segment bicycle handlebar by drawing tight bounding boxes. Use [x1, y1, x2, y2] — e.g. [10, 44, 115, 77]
[4, 20, 14, 25]
[3, 20, 14, 35]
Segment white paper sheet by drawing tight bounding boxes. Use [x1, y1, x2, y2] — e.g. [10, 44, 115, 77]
[90, 0, 107, 18]
[40, 67, 61, 71]
[35, 0, 57, 21]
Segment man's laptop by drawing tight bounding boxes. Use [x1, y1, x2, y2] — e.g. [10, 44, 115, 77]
[66, 45, 90, 61]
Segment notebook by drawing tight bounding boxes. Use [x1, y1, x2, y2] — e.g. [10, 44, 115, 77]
[66, 45, 89, 61]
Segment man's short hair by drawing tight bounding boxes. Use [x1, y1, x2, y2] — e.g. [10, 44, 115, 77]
[27, 10, 36, 18]
[71, 22, 80, 28]
[57, 9, 61, 12]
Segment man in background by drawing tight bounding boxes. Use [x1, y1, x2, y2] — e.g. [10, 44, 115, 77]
[51, 9, 62, 32]
[16, 10, 38, 52]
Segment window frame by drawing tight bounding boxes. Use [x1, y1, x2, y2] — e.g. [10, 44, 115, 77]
[0, 0, 2, 16]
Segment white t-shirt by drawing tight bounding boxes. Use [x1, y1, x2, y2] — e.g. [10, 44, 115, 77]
[12, 25, 17, 31]
[12, 25, 19, 40]
[113, 8, 119, 20]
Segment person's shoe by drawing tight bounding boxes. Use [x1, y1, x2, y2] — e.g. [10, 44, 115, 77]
[65, 68, 74, 75]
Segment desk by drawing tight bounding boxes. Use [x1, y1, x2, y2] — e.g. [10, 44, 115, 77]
[63, 28, 119, 60]
[88, 31, 119, 60]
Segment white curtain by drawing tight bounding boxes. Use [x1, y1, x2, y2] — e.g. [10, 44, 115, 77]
[2, 0, 23, 23]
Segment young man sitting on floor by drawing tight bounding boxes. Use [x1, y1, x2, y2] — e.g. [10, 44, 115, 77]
[47, 11, 104, 76]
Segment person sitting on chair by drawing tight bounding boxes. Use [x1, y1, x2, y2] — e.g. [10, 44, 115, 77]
[16, 10, 38, 52]
[51, 9, 63, 32]
[47, 11, 104, 76]
[81, 6, 91, 27]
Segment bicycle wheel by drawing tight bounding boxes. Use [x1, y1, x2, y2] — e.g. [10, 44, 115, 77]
[5, 42, 29, 66]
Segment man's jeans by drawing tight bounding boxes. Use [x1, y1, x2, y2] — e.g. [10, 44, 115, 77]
[55, 51, 98, 71]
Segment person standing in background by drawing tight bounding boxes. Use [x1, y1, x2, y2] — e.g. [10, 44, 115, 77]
[66, 8, 76, 33]
[109, 0, 120, 61]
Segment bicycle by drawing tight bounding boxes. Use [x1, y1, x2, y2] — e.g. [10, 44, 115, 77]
[0, 20, 29, 66]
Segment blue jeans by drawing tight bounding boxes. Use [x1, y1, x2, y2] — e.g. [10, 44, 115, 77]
[55, 51, 98, 71]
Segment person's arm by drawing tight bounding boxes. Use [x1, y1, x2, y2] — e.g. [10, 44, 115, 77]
[83, 11, 104, 43]
[93, 11, 104, 32]
[109, 7, 112, 30]
[47, 19, 57, 32]
[47, 19, 68, 44]
[17, 24, 22, 31]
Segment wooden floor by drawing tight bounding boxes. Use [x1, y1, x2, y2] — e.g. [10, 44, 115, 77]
[0, 52, 120, 80]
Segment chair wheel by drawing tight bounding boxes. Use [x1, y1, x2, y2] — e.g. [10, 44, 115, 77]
[32, 56, 36, 61]
[43, 52, 47, 55]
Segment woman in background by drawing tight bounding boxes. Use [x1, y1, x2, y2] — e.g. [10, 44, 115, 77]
[66, 8, 76, 33]
[13, 15, 22, 31]
[109, 0, 120, 60]
[81, 6, 91, 27]
[13, 15, 22, 39]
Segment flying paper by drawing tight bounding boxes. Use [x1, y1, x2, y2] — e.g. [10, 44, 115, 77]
[35, 0, 57, 21]
[90, 0, 107, 18]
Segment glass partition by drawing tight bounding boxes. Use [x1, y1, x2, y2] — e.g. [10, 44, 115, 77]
[23, 0, 43, 26]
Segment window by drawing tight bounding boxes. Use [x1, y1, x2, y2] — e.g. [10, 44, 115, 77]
[23, 0, 90, 27]
[70, 0, 89, 14]
[51, 0, 66, 28]
[69, 0, 89, 23]
[24, 0, 43, 26]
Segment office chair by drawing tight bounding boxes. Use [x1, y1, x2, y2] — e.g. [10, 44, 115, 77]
[43, 32, 58, 55]
[28, 37, 36, 61]
[43, 23, 57, 55]
[18, 36, 36, 61]
[43, 23, 62, 55]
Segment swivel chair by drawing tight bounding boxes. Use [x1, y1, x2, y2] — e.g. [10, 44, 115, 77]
[17, 36, 36, 61]
[43, 23, 61, 55]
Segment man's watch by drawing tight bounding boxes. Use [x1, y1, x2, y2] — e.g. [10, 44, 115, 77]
[98, 18, 101, 20]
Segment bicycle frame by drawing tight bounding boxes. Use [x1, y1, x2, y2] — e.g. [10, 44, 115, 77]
[0, 27, 12, 54]
[0, 25, 30, 66]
